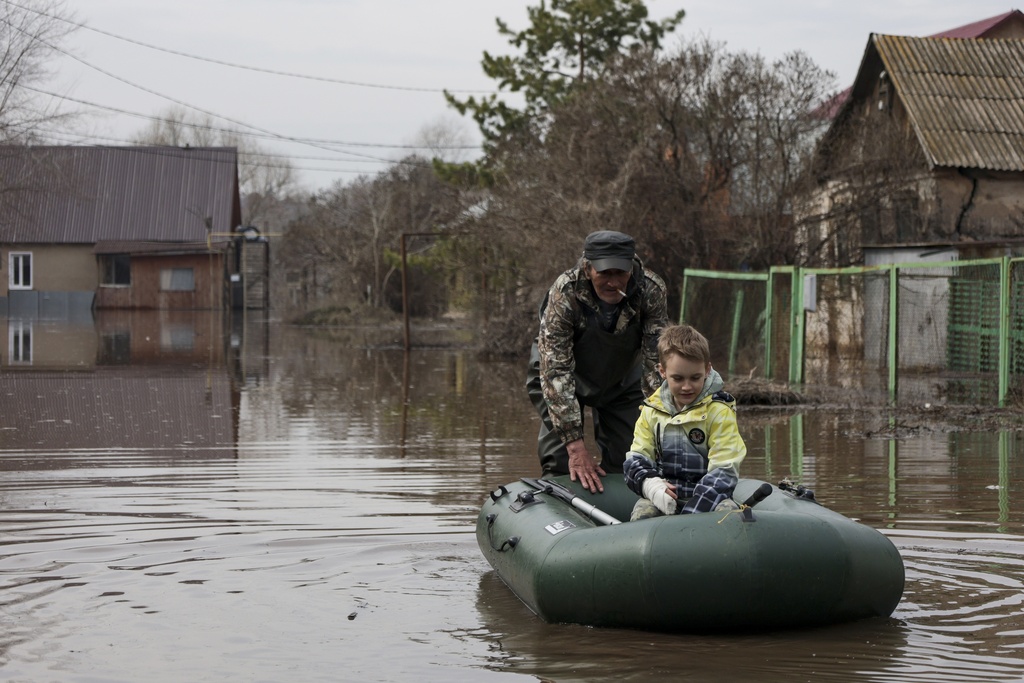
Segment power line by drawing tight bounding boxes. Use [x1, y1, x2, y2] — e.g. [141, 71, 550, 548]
[2, 0, 498, 95]
[18, 48, 428, 167]
[23, 84, 479, 153]
[30, 125, 434, 170]
[21, 128, 399, 176]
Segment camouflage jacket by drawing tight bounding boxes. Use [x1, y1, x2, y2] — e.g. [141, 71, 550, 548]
[537, 257, 668, 444]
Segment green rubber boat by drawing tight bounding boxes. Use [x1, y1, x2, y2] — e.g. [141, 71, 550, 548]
[477, 475, 904, 632]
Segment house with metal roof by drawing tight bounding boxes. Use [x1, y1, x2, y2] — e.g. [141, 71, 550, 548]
[817, 10, 1024, 119]
[800, 32, 1024, 266]
[0, 146, 244, 318]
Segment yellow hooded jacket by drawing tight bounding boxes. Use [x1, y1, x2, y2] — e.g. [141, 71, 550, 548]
[623, 368, 746, 513]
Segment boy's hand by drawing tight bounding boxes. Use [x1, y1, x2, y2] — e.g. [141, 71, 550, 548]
[567, 439, 606, 493]
[642, 477, 677, 515]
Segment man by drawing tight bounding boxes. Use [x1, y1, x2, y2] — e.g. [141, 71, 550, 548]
[526, 230, 668, 493]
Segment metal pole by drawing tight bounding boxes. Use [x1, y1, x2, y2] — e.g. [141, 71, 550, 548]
[401, 233, 410, 352]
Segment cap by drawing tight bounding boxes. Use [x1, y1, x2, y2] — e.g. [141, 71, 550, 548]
[583, 230, 635, 272]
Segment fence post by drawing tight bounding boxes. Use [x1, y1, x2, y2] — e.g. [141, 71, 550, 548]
[728, 289, 743, 375]
[764, 268, 776, 380]
[679, 271, 689, 324]
[887, 264, 898, 404]
[789, 267, 805, 385]
[1000, 256, 1010, 407]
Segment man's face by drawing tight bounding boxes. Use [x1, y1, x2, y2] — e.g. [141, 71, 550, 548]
[587, 266, 631, 304]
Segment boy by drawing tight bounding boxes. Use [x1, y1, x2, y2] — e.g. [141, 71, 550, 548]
[622, 324, 746, 520]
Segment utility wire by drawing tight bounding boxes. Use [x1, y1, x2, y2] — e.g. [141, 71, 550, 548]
[29, 128, 386, 176]
[13, 38, 429, 167]
[2, 0, 498, 94]
[23, 84, 478, 153]
[23, 124, 438, 173]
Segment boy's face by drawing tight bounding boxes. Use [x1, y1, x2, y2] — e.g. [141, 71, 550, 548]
[658, 353, 710, 408]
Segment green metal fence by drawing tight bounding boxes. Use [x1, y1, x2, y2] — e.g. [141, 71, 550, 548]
[680, 257, 1024, 406]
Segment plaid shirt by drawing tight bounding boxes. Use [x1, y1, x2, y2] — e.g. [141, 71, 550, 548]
[623, 372, 746, 514]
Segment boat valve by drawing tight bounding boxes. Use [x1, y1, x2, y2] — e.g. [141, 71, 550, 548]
[510, 489, 545, 513]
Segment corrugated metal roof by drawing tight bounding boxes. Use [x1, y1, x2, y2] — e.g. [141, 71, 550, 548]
[874, 34, 1024, 171]
[0, 146, 240, 244]
[818, 11, 1024, 119]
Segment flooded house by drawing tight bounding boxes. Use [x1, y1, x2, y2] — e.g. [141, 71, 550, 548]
[0, 145, 245, 319]
[803, 31, 1024, 264]
[796, 28, 1024, 381]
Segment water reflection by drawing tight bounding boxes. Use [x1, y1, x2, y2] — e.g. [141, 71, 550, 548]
[1, 317, 1024, 682]
[0, 311, 247, 457]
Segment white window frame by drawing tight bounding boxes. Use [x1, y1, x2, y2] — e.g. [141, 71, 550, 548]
[9, 320, 32, 364]
[9, 251, 32, 290]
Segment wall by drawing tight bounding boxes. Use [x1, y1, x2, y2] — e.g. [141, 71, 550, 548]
[1, 244, 97, 318]
[96, 252, 226, 310]
[934, 169, 1024, 240]
[1, 244, 97, 294]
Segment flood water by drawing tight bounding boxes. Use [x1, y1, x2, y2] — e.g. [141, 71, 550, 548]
[2, 311, 1024, 682]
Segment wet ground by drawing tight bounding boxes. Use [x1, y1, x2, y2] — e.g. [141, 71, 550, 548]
[2, 314, 1024, 682]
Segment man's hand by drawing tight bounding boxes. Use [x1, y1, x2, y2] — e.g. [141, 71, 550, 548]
[566, 439, 606, 493]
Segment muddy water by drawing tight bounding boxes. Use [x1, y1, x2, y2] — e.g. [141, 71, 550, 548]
[2, 314, 1024, 682]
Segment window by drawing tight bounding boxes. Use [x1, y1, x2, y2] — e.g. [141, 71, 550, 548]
[161, 325, 195, 351]
[101, 254, 131, 286]
[9, 320, 31, 364]
[9, 252, 31, 289]
[99, 331, 131, 365]
[160, 267, 195, 291]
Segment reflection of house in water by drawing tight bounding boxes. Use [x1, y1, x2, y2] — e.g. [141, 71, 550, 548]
[0, 312, 265, 457]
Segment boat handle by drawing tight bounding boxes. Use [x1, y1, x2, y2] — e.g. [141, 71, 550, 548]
[489, 485, 510, 503]
[484, 513, 520, 552]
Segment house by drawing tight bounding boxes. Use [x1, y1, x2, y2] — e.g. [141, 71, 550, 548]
[0, 146, 243, 318]
[794, 27, 1024, 381]
[816, 10, 1024, 119]
[801, 32, 1024, 266]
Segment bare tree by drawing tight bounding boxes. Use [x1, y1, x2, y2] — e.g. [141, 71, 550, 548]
[276, 157, 466, 318]
[800, 92, 931, 267]
[413, 116, 476, 165]
[458, 38, 837, 354]
[0, 0, 77, 144]
[131, 106, 301, 228]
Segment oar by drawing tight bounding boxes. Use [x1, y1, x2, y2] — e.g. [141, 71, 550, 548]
[521, 477, 622, 526]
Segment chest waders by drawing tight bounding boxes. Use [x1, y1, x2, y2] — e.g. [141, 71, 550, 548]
[527, 303, 645, 475]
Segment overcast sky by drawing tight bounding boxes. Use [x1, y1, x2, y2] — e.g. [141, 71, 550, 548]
[43, 1, 1021, 191]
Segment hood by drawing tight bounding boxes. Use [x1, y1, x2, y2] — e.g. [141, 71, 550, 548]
[653, 367, 724, 416]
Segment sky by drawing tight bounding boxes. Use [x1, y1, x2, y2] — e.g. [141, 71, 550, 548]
[37, 1, 1022, 192]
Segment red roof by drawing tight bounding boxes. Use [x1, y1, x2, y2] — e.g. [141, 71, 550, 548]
[929, 10, 1020, 38]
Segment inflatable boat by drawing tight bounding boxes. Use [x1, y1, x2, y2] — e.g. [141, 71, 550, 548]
[477, 475, 904, 632]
